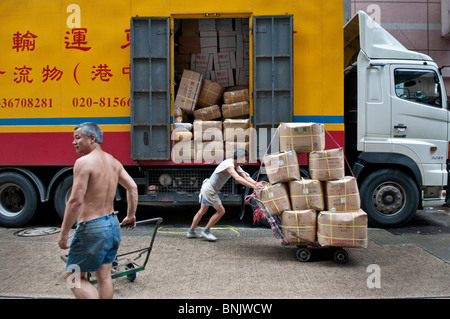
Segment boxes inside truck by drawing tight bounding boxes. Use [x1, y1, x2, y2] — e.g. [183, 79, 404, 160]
[172, 18, 250, 163]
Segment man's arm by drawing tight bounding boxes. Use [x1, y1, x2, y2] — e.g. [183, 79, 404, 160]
[238, 171, 268, 189]
[57, 159, 89, 249]
[118, 165, 138, 228]
[226, 167, 261, 189]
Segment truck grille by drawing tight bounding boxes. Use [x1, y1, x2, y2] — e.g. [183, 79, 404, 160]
[146, 168, 234, 194]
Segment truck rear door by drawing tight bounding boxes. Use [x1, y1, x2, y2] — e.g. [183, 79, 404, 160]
[130, 17, 171, 161]
[253, 15, 293, 158]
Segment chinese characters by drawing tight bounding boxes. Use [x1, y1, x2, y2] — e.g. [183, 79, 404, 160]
[2, 28, 131, 85]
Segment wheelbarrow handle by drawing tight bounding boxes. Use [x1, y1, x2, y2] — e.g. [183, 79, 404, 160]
[120, 217, 163, 228]
[135, 217, 163, 226]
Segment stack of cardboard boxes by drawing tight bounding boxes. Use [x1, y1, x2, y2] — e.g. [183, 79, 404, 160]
[172, 69, 251, 163]
[256, 122, 368, 248]
[172, 18, 251, 164]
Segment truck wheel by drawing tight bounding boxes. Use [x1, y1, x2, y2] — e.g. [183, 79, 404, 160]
[54, 175, 73, 220]
[359, 168, 418, 227]
[0, 172, 38, 227]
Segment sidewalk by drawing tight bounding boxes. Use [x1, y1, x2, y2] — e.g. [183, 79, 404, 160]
[0, 225, 449, 299]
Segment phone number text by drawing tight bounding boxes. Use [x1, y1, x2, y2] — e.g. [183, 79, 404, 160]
[72, 97, 130, 107]
[1, 98, 54, 108]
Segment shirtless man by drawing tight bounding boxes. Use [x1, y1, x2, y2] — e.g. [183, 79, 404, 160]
[57, 122, 138, 299]
[188, 149, 267, 241]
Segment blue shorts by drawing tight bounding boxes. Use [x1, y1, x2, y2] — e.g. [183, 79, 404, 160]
[66, 212, 121, 273]
[200, 196, 214, 206]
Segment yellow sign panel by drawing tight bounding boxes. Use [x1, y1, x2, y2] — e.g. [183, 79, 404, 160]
[0, 0, 131, 131]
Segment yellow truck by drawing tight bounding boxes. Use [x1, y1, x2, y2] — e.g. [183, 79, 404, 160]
[0, 1, 447, 228]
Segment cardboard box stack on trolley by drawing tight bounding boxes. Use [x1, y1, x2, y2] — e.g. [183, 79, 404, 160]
[257, 123, 369, 250]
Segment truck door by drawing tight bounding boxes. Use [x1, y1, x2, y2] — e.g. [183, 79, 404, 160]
[253, 15, 293, 159]
[130, 17, 171, 161]
[390, 65, 448, 186]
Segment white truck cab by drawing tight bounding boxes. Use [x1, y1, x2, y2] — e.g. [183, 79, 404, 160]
[344, 11, 448, 227]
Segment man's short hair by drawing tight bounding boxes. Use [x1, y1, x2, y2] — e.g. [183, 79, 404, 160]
[74, 122, 103, 144]
[233, 149, 249, 160]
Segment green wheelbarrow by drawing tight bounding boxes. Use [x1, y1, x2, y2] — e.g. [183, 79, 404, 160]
[61, 217, 163, 284]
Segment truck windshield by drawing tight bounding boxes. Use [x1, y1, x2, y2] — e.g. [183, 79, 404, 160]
[394, 69, 442, 108]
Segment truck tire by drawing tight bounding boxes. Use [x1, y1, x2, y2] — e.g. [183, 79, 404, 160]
[359, 168, 418, 227]
[54, 175, 73, 220]
[0, 172, 38, 227]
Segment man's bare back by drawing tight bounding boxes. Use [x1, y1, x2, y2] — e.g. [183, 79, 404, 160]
[74, 149, 121, 222]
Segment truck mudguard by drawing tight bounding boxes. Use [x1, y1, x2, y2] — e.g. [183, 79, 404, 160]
[353, 152, 422, 186]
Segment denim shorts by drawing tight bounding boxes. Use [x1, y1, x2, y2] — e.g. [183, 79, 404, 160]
[66, 212, 121, 273]
[200, 196, 214, 206]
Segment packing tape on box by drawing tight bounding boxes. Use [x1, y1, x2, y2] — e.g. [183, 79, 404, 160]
[284, 212, 315, 244]
[226, 102, 246, 117]
[261, 188, 285, 215]
[280, 123, 324, 151]
[199, 82, 221, 105]
[265, 152, 296, 180]
[326, 178, 359, 211]
[291, 178, 323, 210]
[317, 211, 367, 247]
[309, 153, 344, 180]
[182, 71, 202, 113]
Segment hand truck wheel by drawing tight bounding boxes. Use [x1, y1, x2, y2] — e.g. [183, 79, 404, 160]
[332, 248, 348, 264]
[295, 247, 311, 262]
[126, 263, 137, 282]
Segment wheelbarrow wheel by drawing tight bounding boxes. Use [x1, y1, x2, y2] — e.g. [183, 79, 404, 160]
[126, 263, 136, 282]
[332, 248, 348, 264]
[295, 247, 311, 262]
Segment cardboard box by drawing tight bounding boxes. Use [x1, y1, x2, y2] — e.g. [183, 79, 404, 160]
[256, 183, 291, 217]
[216, 18, 233, 31]
[172, 129, 193, 143]
[278, 122, 325, 153]
[309, 148, 345, 181]
[193, 104, 221, 121]
[221, 101, 249, 119]
[223, 118, 249, 130]
[190, 53, 213, 75]
[174, 70, 203, 114]
[317, 210, 368, 248]
[236, 33, 249, 68]
[182, 19, 199, 36]
[193, 120, 223, 141]
[236, 68, 249, 86]
[235, 18, 250, 33]
[211, 69, 234, 87]
[218, 30, 236, 52]
[325, 176, 361, 211]
[263, 151, 300, 184]
[178, 36, 201, 54]
[281, 210, 317, 244]
[195, 141, 224, 163]
[223, 89, 249, 104]
[289, 179, 324, 211]
[224, 127, 250, 142]
[171, 140, 194, 163]
[198, 19, 216, 32]
[200, 31, 217, 53]
[213, 52, 237, 70]
[197, 79, 225, 107]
